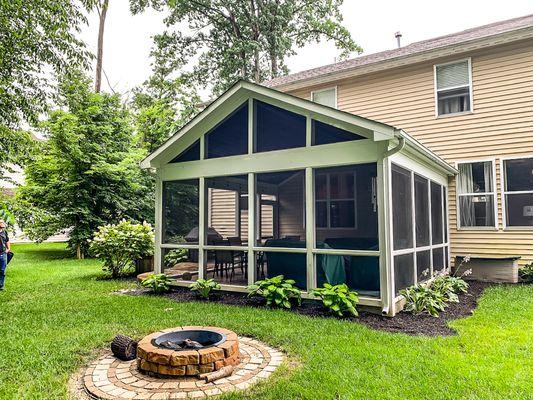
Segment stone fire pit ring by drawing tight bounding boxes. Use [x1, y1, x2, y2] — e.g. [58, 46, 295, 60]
[137, 326, 239, 377]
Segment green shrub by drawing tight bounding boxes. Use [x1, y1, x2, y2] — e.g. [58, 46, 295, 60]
[89, 220, 154, 278]
[247, 275, 302, 309]
[312, 283, 359, 317]
[164, 248, 188, 268]
[519, 264, 533, 283]
[400, 285, 448, 317]
[189, 278, 221, 299]
[141, 273, 172, 294]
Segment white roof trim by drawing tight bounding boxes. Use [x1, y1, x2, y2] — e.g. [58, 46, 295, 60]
[141, 80, 396, 168]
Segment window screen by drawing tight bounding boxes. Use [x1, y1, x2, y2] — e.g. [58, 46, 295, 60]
[170, 140, 200, 163]
[162, 179, 199, 244]
[414, 174, 430, 246]
[416, 250, 431, 282]
[394, 253, 414, 294]
[254, 100, 306, 153]
[312, 120, 364, 146]
[435, 60, 471, 116]
[431, 182, 443, 244]
[392, 164, 413, 250]
[205, 102, 248, 159]
[503, 158, 533, 227]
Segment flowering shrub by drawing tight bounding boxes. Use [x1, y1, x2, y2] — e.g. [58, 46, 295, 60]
[89, 220, 154, 278]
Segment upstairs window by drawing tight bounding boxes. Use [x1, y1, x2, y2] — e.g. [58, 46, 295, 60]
[503, 157, 533, 227]
[435, 59, 472, 116]
[457, 161, 496, 228]
[311, 87, 337, 108]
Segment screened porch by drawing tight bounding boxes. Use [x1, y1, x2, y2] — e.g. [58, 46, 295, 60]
[142, 81, 456, 315]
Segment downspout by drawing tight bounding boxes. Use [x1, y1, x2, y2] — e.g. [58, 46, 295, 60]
[381, 132, 405, 317]
[384, 133, 405, 158]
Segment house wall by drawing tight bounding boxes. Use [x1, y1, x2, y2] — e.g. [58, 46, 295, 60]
[286, 39, 533, 266]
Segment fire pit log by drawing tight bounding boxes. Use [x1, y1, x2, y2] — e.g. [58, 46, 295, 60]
[199, 365, 235, 382]
[111, 335, 138, 361]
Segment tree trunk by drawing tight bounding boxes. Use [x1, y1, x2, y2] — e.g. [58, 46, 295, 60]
[270, 50, 278, 78]
[254, 49, 260, 82]
[95, 0, 109, 93]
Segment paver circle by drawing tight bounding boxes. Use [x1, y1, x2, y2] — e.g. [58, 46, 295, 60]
[80, 336, 284, 399]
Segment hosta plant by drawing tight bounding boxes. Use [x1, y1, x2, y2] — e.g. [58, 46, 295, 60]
[189, 278, 221, 299]
[141, 273, 172, 294]
[432, 275, 469, 302]
[519, 263, 533, 283]
[164, 248, 188, 268]
[247, 275, 302, 309]
[400, 284, 448, 317]
[312, 283, 359, 317]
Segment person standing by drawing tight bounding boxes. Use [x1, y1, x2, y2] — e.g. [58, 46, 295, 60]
[0, 219, 11, 290]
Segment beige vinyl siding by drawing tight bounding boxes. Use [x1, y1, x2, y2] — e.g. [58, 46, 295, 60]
[294, 39, 533, 266]
[209, 189, 238, 239]
[278, 172, 306, 240]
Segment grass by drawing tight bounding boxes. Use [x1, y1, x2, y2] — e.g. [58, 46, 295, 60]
[0, 243, 532, 400]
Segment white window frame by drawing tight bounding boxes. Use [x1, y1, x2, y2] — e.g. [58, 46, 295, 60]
[500, 155, 533, 230]
[455, 158, 498, 230]
[310, 86, 338, 109]
[315, 170, 358, 230]
[433, 58, 473, 118]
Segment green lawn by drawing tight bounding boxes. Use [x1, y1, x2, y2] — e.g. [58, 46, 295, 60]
[0, 243, 531, 400]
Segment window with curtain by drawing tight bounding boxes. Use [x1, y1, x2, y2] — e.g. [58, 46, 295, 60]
[457, 161, 496, 228]
[311, 88, 337, 108]
[503, 157, 533, 227]
[435, 59, 472, 116]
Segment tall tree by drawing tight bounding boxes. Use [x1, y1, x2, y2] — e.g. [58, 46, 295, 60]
[130, 0, 360, 94]
[132, 73, 200, 152]
[94, 0, 110, 92]
[16, 71, 153, 257]
[0, 1, 91, 129]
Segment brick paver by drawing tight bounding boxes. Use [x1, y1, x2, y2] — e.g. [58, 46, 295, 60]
[80, 336, 283, 399]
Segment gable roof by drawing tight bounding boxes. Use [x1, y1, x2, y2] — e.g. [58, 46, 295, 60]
[264, 14, 533, 91]
[141, 80, 397, 168]
[141, 80, 457, 175]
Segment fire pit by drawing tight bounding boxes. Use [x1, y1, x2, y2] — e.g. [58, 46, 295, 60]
[136, 326, 239, 377]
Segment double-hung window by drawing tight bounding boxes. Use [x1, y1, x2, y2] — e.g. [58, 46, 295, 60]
[502, 157, 533, 228]
[435, 59, 472, 116]
[311, 87, 337, 108]
[315, 171, 356, 228]
[457, 160, 496, 228]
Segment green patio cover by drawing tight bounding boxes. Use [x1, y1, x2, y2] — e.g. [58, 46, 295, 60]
[317, 243, 346, 285]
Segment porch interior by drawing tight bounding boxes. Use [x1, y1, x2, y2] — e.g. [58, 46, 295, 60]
[163, 164, 381, 297]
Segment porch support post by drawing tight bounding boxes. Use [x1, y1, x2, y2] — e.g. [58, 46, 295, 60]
[198, 177, 206, 280]
[305, 167, 315, 291]
[154, 170, 163, 274]
[247, 173, 256, 285]
[377, 144, 394, 316]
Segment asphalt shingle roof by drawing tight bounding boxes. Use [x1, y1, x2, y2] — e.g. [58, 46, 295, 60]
[264, 14, 533, 88]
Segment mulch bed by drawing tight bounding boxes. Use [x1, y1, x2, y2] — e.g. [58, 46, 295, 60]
[126, 281, 492, 337]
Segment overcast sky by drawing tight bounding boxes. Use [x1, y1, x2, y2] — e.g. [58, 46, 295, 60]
[81, 0, 533, 99]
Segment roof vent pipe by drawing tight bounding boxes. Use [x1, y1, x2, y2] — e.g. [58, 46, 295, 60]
[395, 31, 402, 48]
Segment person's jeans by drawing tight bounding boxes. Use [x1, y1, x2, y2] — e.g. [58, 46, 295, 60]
[0, 252, 7, 289]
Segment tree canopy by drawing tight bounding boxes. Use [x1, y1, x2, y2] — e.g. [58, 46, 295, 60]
[130, 0, 360, 94]
[16, 71, 153, 256]
[0, 1, 92, 129]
